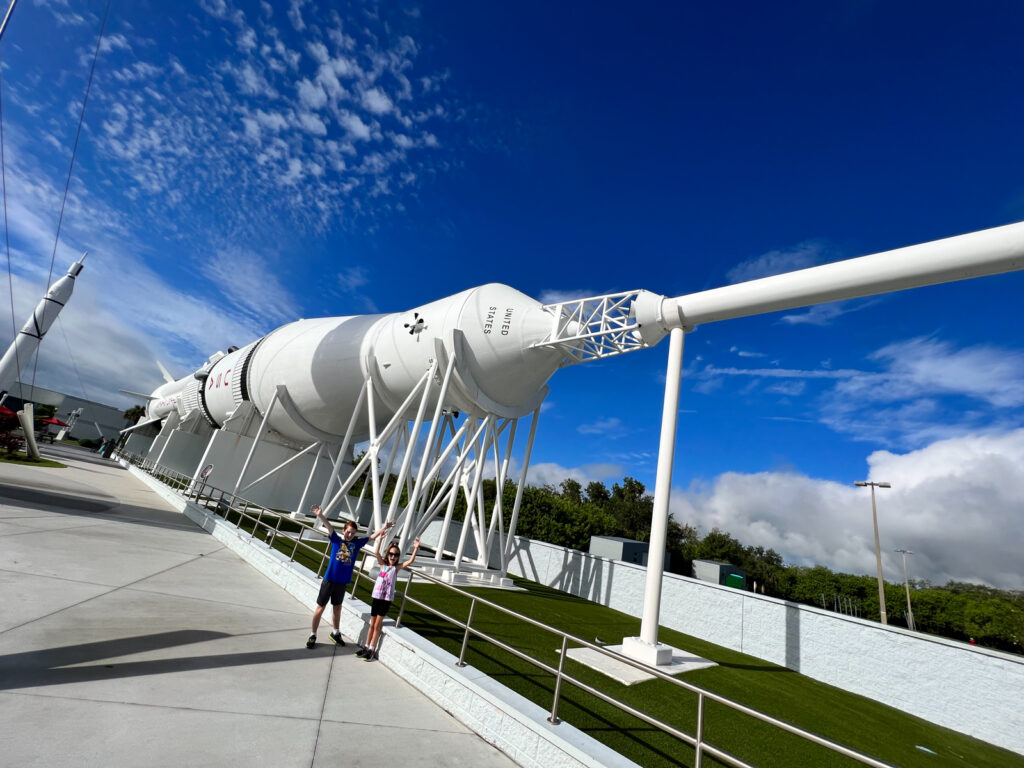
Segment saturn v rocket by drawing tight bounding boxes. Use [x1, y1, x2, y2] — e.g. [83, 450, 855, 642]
[132, 221, 1024, 452]
[123, 221, 1024, 577]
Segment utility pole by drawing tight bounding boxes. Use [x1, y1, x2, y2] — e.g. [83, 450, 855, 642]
[895, 548, 916, 630]
[855, 481, 891, 625]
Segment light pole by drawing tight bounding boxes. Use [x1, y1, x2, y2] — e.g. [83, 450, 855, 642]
[895, 548, 916, 630]
[854, 480, 891, 625]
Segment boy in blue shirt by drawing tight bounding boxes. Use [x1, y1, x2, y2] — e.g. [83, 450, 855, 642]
[307, 504, 393, 649]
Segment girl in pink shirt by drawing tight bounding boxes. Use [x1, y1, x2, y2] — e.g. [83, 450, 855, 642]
[358, 535, 420, 661]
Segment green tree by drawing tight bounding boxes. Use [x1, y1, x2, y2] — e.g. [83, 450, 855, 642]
[559, 478, 583, 505]
[585, 481, 610, 506]
[123, 405, 146, 425]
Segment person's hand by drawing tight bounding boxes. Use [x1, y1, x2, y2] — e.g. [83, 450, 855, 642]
[413, 538, 420, 548]
[384, 520, 395, 529]
[311, 504, 322, 517]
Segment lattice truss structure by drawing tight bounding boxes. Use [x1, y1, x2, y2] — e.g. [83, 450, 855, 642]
[301, 357, 540, 576]
[535, 290, 650, 365]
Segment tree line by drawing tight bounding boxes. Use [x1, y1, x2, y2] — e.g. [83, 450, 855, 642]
[504, 476, 1023, 654]
[349, 466, 1022, 653]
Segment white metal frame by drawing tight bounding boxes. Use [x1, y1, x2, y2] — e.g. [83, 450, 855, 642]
[535, 290, 649, 365]
[310, 355, 542, 579]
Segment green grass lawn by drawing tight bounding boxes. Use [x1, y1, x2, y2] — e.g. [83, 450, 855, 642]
[0, 452, 65, 467]
[217, 505, 1021, 768]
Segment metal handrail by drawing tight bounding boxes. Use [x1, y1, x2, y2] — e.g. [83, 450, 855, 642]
[122, 452, 895, 768]
[382, 567, 896, 768]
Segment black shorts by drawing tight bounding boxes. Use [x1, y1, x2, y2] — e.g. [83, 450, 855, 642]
[317, 579, 348, 607]
[370, 598, 392, 617]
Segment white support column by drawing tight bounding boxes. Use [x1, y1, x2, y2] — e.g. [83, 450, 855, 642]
[622, 327, 685, 667]
[233, 389, 279, 497]
[319, 379, 368, 506]
[502, 406, 541, 567]
[295, 441, 326, 515]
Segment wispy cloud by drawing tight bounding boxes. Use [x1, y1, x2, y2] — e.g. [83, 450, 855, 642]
[537, 288, 597, 305]
[577, 416, 627, 439]
[729, 345, 765, 358]
[199, 248, 300, 327]
[527, 461, 624, 488]
[726, 239, 832, 284]
[695, 336, 1024, 449]
[66, 0, 458, 240]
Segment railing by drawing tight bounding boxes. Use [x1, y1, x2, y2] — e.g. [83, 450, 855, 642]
[123, 451, 895, 768]
[118, 451, 336, 578]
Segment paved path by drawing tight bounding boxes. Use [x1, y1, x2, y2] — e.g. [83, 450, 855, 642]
[0, 444, 517, 767]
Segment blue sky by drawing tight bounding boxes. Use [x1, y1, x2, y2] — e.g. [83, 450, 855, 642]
[2, 0, 1023, 589]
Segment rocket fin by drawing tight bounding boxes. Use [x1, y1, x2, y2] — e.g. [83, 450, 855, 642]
[119, 388, 157, 401]
[156, 360, 176, 384]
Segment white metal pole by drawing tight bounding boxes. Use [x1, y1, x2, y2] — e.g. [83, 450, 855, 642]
[897, 548, 915, 630]
[870, 485, 887, 625]
[639, 327, 685, 647]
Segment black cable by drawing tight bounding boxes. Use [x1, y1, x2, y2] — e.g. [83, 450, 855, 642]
[0, 60, 22, 396]
[31, 0, 113, 392]
[55, 314, 91, 402]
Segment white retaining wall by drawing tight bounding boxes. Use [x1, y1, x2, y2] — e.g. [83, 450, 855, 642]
[488, 532, 1023, 756]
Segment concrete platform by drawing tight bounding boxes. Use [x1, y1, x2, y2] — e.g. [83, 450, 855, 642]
[0, 444, 517, 767]
[563, 644, 716, 686]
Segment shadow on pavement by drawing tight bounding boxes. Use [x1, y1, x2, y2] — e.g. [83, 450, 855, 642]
[0, 629, 328, 690]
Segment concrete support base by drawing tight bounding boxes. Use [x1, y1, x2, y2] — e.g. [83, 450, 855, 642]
[621, 636, 673, 666]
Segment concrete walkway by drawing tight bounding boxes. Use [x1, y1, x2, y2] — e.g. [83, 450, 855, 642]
[0, 444, 517, 767]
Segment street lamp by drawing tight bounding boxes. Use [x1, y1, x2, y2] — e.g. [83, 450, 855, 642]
[854, 480, 891, 625]
[895, 548, 916, 631]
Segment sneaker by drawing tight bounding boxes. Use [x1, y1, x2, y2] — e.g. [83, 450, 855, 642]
[306, 633, 317, 649]
[330, 631, 345, 646]
[355, 647, 369, 658]
[363, 651, 377, 662]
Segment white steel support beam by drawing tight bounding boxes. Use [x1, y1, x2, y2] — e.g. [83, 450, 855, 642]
[622, 326, 685, 667]
[296, 441, 326, 515]
[502, 406, 541, 567]
[233, 388, 279, 497]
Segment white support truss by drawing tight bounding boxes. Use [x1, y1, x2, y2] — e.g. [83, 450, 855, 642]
[316, 356, 541, 586]
[534, 289, 650, 366]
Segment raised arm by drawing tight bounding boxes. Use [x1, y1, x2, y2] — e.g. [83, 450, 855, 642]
[372, 533, 386, 566]
[399, 538, 420, 570]
[369, 520, 395, 541]
[312, 504, 334, 537]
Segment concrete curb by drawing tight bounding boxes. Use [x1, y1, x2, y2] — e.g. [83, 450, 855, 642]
[125, 463, 637, 768]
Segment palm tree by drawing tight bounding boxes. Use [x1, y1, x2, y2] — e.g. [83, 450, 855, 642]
[123, 405, 146, 426]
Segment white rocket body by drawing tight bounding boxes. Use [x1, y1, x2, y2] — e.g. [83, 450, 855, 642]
[0, 259, 84, 392]
[146, 283, 566, 443]
[136, 221, 1024, 446]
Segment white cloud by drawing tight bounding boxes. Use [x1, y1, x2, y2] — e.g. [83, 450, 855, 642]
[730, 345, 765, 358]
[526, 461, 624, 488]
[536, 288, 597, 305]
[338, 266, 369, 292]
[340, 111, 371, 140]
[669, 430, 1024, 589]
[288, 0, 308, 31]
[362, 87, 394, 115]
[698, 336, 1024, 449]
[198, 249, 300, 327]
[577, 417, 627, 438]
[726, 240, 831, 284]
[297, 78, 327, 110]
[298, 111, 328, 135]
